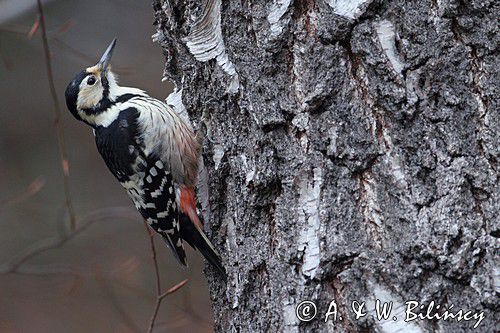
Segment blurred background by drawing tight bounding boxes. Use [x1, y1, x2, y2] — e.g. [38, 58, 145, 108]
[0, 0, 213, 332]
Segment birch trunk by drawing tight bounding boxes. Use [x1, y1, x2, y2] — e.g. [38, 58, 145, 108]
[153, 0, 498, 332]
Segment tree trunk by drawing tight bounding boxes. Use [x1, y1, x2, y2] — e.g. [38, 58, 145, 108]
[152, 0, 498, 332]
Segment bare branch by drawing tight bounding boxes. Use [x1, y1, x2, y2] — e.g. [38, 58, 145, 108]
[0, 177, 45, 208]
[0, 207, 137, 274]
[36, 0, 76, 231]
[144, 221, 162, 295]
[147, 297, 162, 333]
[56, 19, 75, 34]
[27, 16, 40, 39]
[159, 279, 188, 300]
[143, 221, 188, 333]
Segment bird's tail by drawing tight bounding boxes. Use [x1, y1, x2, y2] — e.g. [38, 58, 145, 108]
[162, 233, 187, 266]
[179, 213, 227, 280]
[179, 187, 226, 280]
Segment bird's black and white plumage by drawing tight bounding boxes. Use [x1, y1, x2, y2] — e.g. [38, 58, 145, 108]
[64, 39, 225, 278]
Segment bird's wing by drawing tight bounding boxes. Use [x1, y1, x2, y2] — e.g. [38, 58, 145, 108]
[131, 96, 225, 276]
[130, 96, 201, 188]
[140, 157, 188, 266]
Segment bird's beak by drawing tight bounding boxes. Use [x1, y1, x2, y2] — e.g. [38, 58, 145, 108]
[97, 38, 117, 73]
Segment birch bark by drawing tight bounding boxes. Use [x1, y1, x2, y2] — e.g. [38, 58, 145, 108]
[153, 1, 498, 331]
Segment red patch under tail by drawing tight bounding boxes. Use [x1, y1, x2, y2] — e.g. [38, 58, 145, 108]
[179, 186, 202, 229]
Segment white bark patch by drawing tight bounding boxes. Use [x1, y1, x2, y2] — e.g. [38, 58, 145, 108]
[492, 266, 500, 293]
[267, 0, 292, 37]
[326, 0, 372, 19]
[375, 20, 405, 77]
[151, 31, 163, 43]
[292, 44, 307, 106]
[366, 283, 425, 333]
[240, 154, 256, 185]
[166, 87, 191, 126]
[430, 0, 443, 31]
[297, 168, 323, 278]
[184, 0, 239, 93]
[352, 60, 408, 191]
[361, 172, 383, 227]
[381, 130, 408, 190]
[292, 113, 310, 151]
[327, 125, 339, 157]
[283, 301, 299, 332]
[196, 161, 211, 224]
[473, 92, 486, 118]
[225, 216, 240, 308]
[291, 113, 309, 131]
[245, 169, 256, 185]
[405, 70, 420, 107]
[213, 144, 225, 170]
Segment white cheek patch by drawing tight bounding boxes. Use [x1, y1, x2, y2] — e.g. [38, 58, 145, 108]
[76, 77, 104, 110]
[78, 104, 121, 127]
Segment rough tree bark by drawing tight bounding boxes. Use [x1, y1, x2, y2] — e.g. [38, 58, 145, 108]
[152, 0, 498, 332]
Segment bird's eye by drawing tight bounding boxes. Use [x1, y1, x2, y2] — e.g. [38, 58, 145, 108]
[87, 76, 96, 85]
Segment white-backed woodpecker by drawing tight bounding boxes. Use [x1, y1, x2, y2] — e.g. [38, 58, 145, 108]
[65, 39, 225, 278]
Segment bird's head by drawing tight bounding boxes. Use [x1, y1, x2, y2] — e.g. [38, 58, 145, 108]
[65, 39, 118, 125]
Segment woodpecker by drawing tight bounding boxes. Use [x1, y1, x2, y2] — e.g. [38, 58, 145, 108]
[65, 39, 225, 278]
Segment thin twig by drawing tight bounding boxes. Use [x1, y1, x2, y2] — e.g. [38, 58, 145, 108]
[143, 221, 188, 333]
[56, 19, 75, 34]
[159, 279, 188, 300]
[144, 221, 162, 295]
[0, 21, 72, 36]
[147, 279, 189, 333]
[2, 254, 143, 278]
[144, 221, 162, 333]
[0, 177, 45, 208]
[148, 297, 162, 333]
[36, 0, 76, 231]
[0, 207, 136, 274]
[27, 16, 40, 39]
